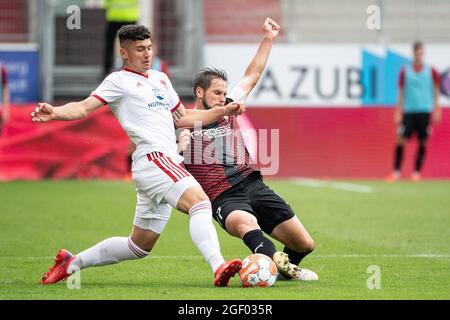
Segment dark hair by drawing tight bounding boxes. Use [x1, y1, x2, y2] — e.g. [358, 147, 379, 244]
[118, 25, 151, 45]
[413, 41, 423, 51]
[193, 68, 228, 96]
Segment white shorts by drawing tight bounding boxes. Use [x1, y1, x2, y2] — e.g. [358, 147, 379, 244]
[132, 152, 200, 234]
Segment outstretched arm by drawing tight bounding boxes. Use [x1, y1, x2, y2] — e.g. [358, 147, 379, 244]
[230, 17, 280, 100]
[31, 96, 104, 122]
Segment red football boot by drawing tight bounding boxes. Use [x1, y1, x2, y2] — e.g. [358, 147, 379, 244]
[213, 259, 242, 287]
[39, 249, 76, 284]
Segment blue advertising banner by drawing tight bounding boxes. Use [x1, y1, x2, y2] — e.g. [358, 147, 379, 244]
[0, 44, 39, 103]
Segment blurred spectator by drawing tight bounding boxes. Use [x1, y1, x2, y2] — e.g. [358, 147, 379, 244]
[103, 0, 139, 76]
[386, 42, 441, 182]
[150, 41, 171, 77]
[0, 63, 10, 137]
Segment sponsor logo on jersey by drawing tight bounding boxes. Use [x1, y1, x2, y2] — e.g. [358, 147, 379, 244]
[147, 89, 169, 110]
[152, 88, 165, 100]
[191, 123, 233, 139]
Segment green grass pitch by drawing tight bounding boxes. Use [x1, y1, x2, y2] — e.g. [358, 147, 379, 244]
[0, 179, 449, 299]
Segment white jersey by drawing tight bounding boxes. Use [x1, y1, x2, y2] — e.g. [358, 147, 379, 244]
[91, 68, 183, 163]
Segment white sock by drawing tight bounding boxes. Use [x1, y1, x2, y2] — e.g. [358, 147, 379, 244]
[70, 236, 148, 270]
[189, 201, 225, 273]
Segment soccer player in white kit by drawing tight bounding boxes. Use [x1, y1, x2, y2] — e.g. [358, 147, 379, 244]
[32, 25, 243, 287]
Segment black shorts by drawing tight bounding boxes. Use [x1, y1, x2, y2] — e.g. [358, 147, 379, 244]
[398, 113, 430, 140]
[211, 172, 296, 234]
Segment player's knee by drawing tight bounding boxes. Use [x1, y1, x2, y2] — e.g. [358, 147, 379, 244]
[130, 230, 158, 254]
[179, 186, 210, 213]
[189, 188, 209, 204]
[226, 211, 259, 238]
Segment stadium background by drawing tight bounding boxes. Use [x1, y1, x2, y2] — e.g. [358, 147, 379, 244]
[0, 0, 449, 180]
[0, 0, 450, 301]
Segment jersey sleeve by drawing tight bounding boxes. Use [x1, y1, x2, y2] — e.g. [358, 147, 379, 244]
[162, 73, 182, 112]
[431, 67, 440, 86]
[228, 83, 249, 102]
[91, 73, 124, 105]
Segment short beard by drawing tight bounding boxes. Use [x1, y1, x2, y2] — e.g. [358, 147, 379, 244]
[202, 99, 213, 110]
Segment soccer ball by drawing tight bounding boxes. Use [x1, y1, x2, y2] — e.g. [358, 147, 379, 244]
[239, 253, 278, 287]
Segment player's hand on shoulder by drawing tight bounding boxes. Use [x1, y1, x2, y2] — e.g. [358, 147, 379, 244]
[263, 17, 280, 39]
[31, 102, 55, 123]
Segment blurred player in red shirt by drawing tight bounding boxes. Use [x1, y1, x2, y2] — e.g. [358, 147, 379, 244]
[386, 42, 441, 182]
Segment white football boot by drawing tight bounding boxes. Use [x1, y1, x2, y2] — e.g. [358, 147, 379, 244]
[292, 268, 319, 281]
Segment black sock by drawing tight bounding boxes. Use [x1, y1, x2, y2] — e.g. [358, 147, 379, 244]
[415, 144, 426, 172]
[283, 246, 313, 266]
[242, 229, 276, 259]
[394, 144, 404, 171]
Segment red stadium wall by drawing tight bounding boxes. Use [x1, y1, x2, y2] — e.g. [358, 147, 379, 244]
[203, 0, 283, 42]
[246, 107, 450, 179]
[1, 104, 449, 180]
[0, 105, 129, 181]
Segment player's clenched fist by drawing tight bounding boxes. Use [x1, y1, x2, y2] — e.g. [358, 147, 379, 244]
[31, 103, 55, 123]
[263, 17, 280, 40]
[224, 102, 245, 116]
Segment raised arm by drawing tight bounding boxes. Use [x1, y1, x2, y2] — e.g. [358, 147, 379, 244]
[231, 17, 280, 100]
[31, 96, 104, 123]
[172, 102, 245, 129]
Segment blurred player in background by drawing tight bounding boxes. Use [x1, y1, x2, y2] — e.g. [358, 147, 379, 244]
[387, 41, 441, 182]
[180, 18, 318, 281]
[0, 63, 10, 136]
[32, 25, 244, 287]
[103, 0, 139, 76]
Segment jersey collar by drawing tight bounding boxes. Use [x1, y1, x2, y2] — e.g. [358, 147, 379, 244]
[122, 67, 149, 78]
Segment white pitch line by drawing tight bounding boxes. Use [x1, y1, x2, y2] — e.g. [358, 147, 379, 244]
[313, 254, 450, 259]
[291, 178, 373, 193]
[2, 254, 449, 260]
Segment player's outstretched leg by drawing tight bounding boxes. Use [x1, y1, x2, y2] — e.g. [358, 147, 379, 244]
[40, 236, 151, 284]
[213, 258, 242, 287]
[39, 249, 76, 284]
